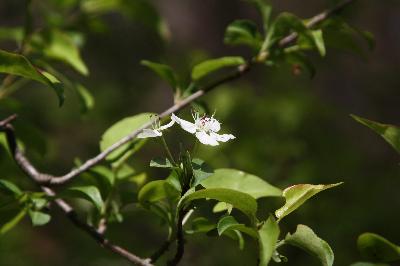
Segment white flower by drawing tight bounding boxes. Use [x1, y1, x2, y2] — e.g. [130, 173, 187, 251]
[171, 112, 235, 146]
[137, 118, 175, 138]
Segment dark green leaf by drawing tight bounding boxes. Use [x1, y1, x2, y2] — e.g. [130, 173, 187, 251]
[217, 215, 258, 238]
[258, 215, 280, 266]
[350, 262, 389, 266]
[28, 210, 51, 226]
[178, 188, 258, 225]
[192, 57, 245, 80]
[201, 168, 282, 199]
[224, 20, 262, 50]
[138, 180, 180, 205]
[285, 224, 334, 266]
[249, 0, 272, 32]
[0, 49, 64, 105]
[141, 60, 179, 92]
[351, 115, 400, 154]
[186, 217, 216, 234]
[0, 179, 22, 196]
[75, 83, 94, 113]
[357, 233, 400, 263]
[275, 183, 342, 221]
[63, 186, 104, 212]
[99, 113, 155, 161]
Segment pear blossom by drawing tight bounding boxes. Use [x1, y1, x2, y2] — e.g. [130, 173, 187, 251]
[171, 112, 235, 146]
[137, 118, 175, 138]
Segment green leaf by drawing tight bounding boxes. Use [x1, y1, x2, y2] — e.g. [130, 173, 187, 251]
[350, 263, 390, 266]
[284, 51, 316, 78]
[138, 180, 180, 205]
[149, 157, 173, 168]
[192, 56, 245, 81]
[249, 0, 272, 32]
[258, 215, 280, 266]
[0, 179, 22, 197]
[141, 60, 179, 92]
[357, 233, 400, 263]
[75, 83, 94, 113]
[0, 49, 64, 105]
[217, 215, 258, 238]
[285, 224, 334, 266]
[191, 158, 214, 186]
[28, 210, 51, 226]
[0, 27, 23, 43]
[0, 208, 27, 235]
[311, 30, 326, 57]
[39, 30, 89, 75]
[186, 217, 216, 234]
[275, 183, 342, 221]
[351, 115, 400, 154]
[63, 186, 104, 212]
[201, 168, 282, 199]
[224, 20, 262, 50]
[99, 113, 155, 161]
[178, 188, 258, 225]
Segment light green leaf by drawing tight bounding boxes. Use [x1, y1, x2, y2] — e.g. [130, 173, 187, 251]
[311, 30, 326, 57]
[138, 180, 180, 205]
[99, 113, 155, 161]
[141, 60, 179, 91]
[64, 186, 104, 212]
[186, 217, 216, 234]
[28, 210, 51, 226]
[192, 56, 245, 81]
[0, 179, 22, 196]
[178, 188, 258, 225]
[201, 168, 282, 199]
[357, 233, 400, 263]
[191, 158, 214, 186]
[149, 157, 173, 168]
[351, 115, 400, 154]
[0, 49, 64, 105]
[224, 20, 262, 50]
[275, 183, 342, 221]
[75, 83, 94, 113]
[217, 215, 258, 238]
[258, 215, 280, 266]
[0, 208, 27, 235]
[285, 224, 334, 266]
[40, 30, 88, 75]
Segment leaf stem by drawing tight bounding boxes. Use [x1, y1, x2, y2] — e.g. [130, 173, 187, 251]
[160, 136, 176, 166]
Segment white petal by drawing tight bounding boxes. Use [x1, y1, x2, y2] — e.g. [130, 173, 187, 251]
[208, 118, 221, 132]
[137, 129, 162, 138]
[159, 119, 175, 130]
[211, 132, 235, 142]
[171, 113, 197, 134]
[195, 131, 219, 146]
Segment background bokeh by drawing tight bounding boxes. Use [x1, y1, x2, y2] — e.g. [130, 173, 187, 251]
[0, 0, 400, 265]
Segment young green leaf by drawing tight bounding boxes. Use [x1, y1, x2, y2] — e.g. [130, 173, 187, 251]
[258, 215, 280, 266]
[186, 217, 216, 234]
[0, 179, 22, 197]
[149, 157, 173, 168]
[191, 56, 245, 81]
[28, 210, 51, 226]
[63, 186, 104, 212]
[0, 208, 27, 235]
[357, 233, 400, 263]
[138, 180, 180, 205]
[201, 168, 282, 199]
[178, 188, 258, 225]
[217, 215, 258, 238]
[285, 224, 334, 266]
[191, 158, 214, 186]
[351, 115, 400, 154]
[99, 113, 155, 161]
[141, 60, 179, 92]
[311, 30, 326, 57]
[0, 49, 64, 105]
[275, 183, 342, 221]
[224, 20, 262, 50]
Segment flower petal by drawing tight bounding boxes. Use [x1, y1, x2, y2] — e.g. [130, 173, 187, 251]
[171, 113, 197, 134]
[195, 131, 219, 146]
[137, 129, 162, 138]
[159, 119, 175, 130]
[211, 132, 235, 142]
[209, 118, 221, 132]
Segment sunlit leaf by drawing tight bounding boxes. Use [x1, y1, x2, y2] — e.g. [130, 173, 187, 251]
[191, 158, 214, 186]
[357, 233, 400, 263]
[258, 215, 280, 266]
[99, 113, 155, 161]
[149, 157, 173, 168]
[186, 217, 216, 234]
[285, 224, 334, 266]
[351, 115, 400, 154]
[63, 186, 104, 212]
[217, 215, 258, 238]
[28, 210, 51, 226]
[0, 49, 64, 105]
[141, 60, 179, 92]
[0, 208, 27, 235]
[192, 56, 245, 81]
[311, 30, 326, 57]
[275, 183, 342, 221]
[0, 179, 22, 197]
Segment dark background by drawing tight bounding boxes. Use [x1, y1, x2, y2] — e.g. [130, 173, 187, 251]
[0, 0, 399, 265]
